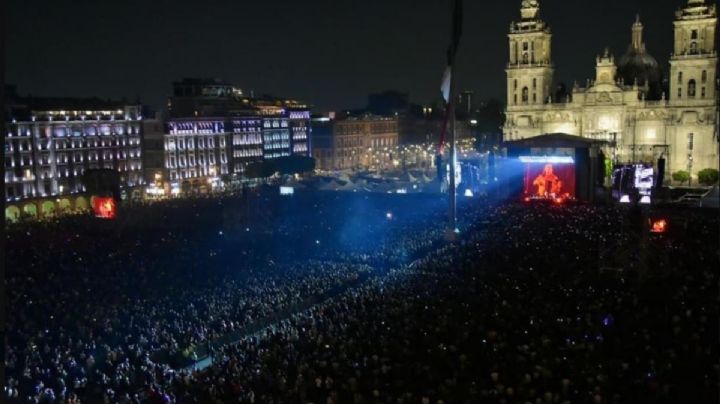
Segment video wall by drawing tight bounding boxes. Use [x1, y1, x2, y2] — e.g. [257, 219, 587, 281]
[612, 164, 654, 203]
[521, 156, 576, 200]
[91, 196, 117, 219]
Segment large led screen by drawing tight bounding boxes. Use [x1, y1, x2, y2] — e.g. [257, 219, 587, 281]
[92, 197, 117, 219]
[522, 160, 576, 200]
[612, 164, 654, 202]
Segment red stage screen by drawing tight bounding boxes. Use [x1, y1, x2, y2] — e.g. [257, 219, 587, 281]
[523, 163, 575, 200]
[92, 197, 117, 219]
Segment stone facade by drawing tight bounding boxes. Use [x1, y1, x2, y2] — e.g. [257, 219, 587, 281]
[164, 79, 311, 187]
[5, 103, 144, 202]
[311, 116, 399, 171]
[504, 0, 719, 180]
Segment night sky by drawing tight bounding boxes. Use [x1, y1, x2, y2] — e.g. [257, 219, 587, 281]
[8, 0, 682, 111]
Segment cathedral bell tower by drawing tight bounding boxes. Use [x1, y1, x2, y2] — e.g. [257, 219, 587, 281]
[669, 0, 717, 103]
[507, 0, 554, 107]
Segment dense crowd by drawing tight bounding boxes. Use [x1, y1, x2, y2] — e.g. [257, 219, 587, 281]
[5, 190, 458, 403]
[5, 190, 719, 403]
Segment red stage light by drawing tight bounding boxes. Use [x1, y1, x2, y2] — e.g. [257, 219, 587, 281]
[650, 219, 668, 234]
[524, 197, 531, 203]
[92, 197, 117, 219]
[554, 198, 563, 204]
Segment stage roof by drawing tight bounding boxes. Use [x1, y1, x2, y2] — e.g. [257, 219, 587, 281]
[504, 133, 610, 149]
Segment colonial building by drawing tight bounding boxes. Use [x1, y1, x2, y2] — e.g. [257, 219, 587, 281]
[4, 90, 145, 219]
[504, 0, 719, 180]
[311, 115, 398, 171]
[163, 78, 311, 189]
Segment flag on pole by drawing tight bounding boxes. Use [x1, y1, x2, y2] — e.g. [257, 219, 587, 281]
[440, 0, 463, 100]
[448, 0, 463, 64]
[440, 66, 452, 103]
[438, 0, 463, 153]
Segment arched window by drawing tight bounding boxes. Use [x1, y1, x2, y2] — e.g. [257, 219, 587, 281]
[701, 70, 707, 83]
[522, 87, 529, 103]
[688, 79, 696, 98]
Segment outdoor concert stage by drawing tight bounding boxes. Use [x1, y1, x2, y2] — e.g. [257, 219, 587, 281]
[504, 134, 608, 203]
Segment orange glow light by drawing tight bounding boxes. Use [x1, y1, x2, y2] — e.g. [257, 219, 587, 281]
[650, 219, 668, 234]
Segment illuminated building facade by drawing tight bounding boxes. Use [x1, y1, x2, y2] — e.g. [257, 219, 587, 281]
[165, 118, 229, 183]
[164, 79, 311, 187]
[4, 93, 144, 212]
[504, 0, 719, 181]
[311, 115, 399, 171]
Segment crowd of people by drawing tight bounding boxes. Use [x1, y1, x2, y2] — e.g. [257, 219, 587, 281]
[5, 189, 718, 403]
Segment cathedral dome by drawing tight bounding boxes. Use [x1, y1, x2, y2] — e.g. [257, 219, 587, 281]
[616, 16, 663, 99]
[617, 49, 662, 86]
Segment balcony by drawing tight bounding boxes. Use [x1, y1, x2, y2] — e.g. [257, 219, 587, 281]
[668, 97, 716, 108]
[671, 50, 717, 60]
[506, 61, 553, 69]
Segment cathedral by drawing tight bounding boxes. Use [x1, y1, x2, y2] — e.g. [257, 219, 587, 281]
[504, 0, 718, 180]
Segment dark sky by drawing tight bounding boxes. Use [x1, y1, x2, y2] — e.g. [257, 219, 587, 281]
[8, 0, 683, 111]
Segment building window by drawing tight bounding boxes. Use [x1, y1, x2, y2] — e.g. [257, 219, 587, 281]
[691, 30, 698, 40]
[522, 87, 529, 104]
[687, 133, 694, 152]
[678, 72, 683, 83]
[522, 53, 529, 64]
[532, 78, 537, 89]
[514, 94, 517, 105]
[688, 80, 696, 98]
[514, 79, 517, 90]
[678, 87, 682, 98]
[532, 93, 537, 103]
[701, 70, 707, 83]
[701, 87, 705, 98]
[689, 42, 697, 54]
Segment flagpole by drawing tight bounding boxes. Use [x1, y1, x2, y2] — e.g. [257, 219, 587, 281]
[447, 63, 458, 237]
[445, 0, 462, 240]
